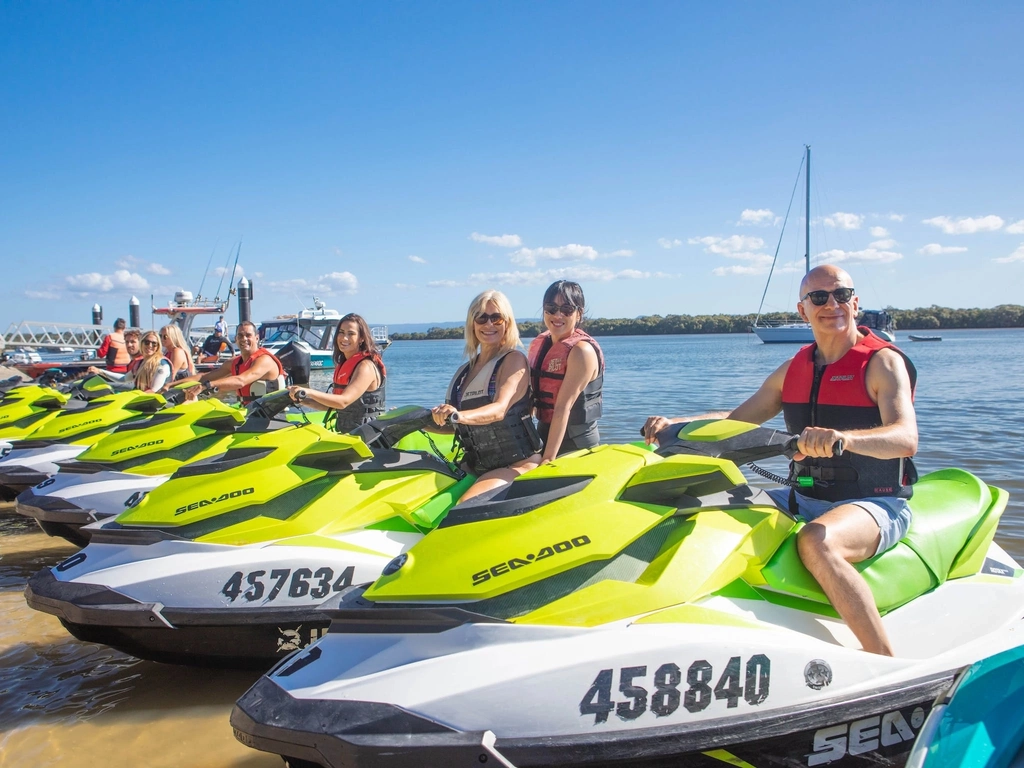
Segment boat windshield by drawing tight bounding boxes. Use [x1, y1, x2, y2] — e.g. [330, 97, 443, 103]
[263, 322, 329, 348]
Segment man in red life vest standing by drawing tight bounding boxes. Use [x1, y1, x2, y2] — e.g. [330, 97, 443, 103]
[644, 265, 918, 656]
[96, 318, 131, 373]
[181, 321, 284, 402]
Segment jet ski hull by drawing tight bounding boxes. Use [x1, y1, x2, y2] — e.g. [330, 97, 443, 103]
[0, 444, 88, 497]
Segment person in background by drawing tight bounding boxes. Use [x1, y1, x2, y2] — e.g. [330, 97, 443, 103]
[133, 331, 172, 393]
[643, 264, 918, 656]
[214, 315, 226, 335]
[430, 290, 542, 502]
[181, 321, 285, 403]
[528, 280, 604, 462]
[288, 313, 385, 432]
[88, 330, 143, 384]
[160, 324, 197, 381]
[97, 318, 131, 373]
[199, 328, 233, 363]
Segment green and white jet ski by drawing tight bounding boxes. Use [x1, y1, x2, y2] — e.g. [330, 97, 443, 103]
[230, 419, 1024, 768]
[0, 384, 168, 500]
[0, 375, 115, 443]
[25, 406, 471, 668]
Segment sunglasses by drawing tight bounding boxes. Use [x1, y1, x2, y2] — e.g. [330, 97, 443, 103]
[802, 287, 855, 306]
[474, 312, 506, 326]
[142, 340, 160, 348]
[544, 303, 578, 316]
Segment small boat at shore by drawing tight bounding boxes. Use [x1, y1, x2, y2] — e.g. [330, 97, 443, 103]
[260, 298, 389, 370]
[908, 334, 943, 342]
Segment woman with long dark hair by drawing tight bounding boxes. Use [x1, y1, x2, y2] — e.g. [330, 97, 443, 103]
[287, 313, 386, 432]
[527, 280, 604, 461]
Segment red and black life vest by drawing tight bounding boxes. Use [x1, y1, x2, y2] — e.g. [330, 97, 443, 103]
[781, 328, 917, 502]
[527, 329, 604, 431]
[103, 332, 132, 372]
[231, 348, 285, 402]
[331, 352, 387, 433]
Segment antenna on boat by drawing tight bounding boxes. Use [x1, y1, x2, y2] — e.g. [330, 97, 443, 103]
[213, 240, 242, 302]
[195, 239, 220, 301]
[804, 144, 811, 275]
[754, 148, 806, 324]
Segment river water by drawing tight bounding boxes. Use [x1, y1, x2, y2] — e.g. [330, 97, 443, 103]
[2, 328, 1022, 766]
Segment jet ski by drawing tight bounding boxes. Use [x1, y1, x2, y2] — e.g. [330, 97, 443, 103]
[0, 382, 73, 441]
[13, 340, 317, 542]
[906, 643, 1024, 768]
[230, 419, 1024, 768]
[0, 387, 167, 500]
[25, 406, 468, 668]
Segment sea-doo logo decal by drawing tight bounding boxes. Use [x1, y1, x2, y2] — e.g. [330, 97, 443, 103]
[804, 659, 833, 690]
[55, 552, 87, 572]
[829, 375, 855, 382]
[275, 625, 329, 654]
[981, 557, 1014, 577]
[472, 535, 592, 586]
[36, 477, 57, 489]
[807, 706, 925, 766]
[580, 655, 771, 724]
[59, 418, 101, 433]
[175, 487, 255, 515]
[111, 439, 164, 456]
[221, 566, 355, 603]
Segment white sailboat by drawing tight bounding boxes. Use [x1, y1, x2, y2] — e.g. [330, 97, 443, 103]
[751, 146, 895, 343]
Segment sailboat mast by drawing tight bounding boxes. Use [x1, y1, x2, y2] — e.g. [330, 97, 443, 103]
[804, 144, 811, 274]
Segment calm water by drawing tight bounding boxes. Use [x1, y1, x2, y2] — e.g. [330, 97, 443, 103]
[2, 328, 1023, 765]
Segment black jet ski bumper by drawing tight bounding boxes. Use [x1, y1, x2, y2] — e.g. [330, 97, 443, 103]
[0, 465, 49, 499]
[231, 671, 955, 768]
[15, 490, 100, 546]
[25, 568, 332, 669]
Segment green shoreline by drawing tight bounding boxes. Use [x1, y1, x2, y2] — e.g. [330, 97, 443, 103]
[390, 305, 1024, 341]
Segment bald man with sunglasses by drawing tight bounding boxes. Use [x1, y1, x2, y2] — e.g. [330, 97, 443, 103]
[643, 264, 918, 656]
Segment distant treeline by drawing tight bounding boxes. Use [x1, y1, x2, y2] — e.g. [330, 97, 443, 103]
[388, 305, 1024, 340]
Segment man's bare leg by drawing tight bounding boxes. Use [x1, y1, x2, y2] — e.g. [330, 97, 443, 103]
[796, 504, 894, 656]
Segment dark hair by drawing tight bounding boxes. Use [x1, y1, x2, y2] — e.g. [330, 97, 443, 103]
[542, 280, 587, 320]
[236, 320, 259, 337]
[114, 318, 127, 330]
[333, 313, 378, 367]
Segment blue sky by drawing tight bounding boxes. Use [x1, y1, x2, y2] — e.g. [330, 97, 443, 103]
[1, 2, 1022, 330]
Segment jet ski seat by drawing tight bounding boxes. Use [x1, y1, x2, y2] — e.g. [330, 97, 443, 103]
[760, 469, 1007, 613]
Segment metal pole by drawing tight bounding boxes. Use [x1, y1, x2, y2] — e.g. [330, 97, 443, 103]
[805, 144, 811, 274]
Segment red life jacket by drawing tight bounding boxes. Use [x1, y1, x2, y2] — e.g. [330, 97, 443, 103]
[102, 332, 132, 372]
[231, 348, 285, 401]
[781, 328, 917, 501]
[331, 352, 387, 432]
[527, 329, 604, 426]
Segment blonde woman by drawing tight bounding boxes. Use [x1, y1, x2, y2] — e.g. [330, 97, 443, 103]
[431, 290, 542, 501]
[159, 324, 196, 381]
[134, 331, 172, 393]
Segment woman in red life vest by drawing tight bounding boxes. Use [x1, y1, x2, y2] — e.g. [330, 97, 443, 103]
[134, 331, 173, 393]
[159, 324, 196, 381]
[527, 280, 604, 463]
[287, 313, 386, 433]
[430, 290, 542, 501]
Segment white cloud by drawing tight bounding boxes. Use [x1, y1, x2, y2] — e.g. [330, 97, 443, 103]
[922, 215, 1004, 234]
[918, 244, 968, 256]
[427, 265, 659, 288]
[394, 283, 417, 290]
[605, 249, 635, 257]
[869, 239, 897, 249]
[994, 244, 1024, 264]
[738, 208, 775, 226]
[712, 264, 770, 277]
[815, 247, 903, 265]
[24, 289, 61, 300]
[115, 254, 170, 276]
[213, 263, 245, 281]
[470, 232, 522, 248]
[254, 272, 264, 278]
[1007, 220, 1024, 234]
[267, 271, 358, 295]
[147, 263, 171, 276]
[658, 238, 683, 249]
[688, 235, 765, 255]
[66, 269, 150, 293]
[408, 255, 427, 264]
[510, 244, 598, 266]
[887, 214, 905, 222]
[822, 212, 864, 230]
[870, 226, 889, 238]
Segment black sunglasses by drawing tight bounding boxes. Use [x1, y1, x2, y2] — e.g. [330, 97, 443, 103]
[544, 303, 578, 316]
[142, 340, 160, 347]
[474, 312, 506, 326]
[802, 287, 855, 306]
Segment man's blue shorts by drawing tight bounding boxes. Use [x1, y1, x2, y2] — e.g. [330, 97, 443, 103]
[765, 488, 913, 557]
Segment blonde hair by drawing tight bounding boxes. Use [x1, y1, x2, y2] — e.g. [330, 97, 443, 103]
[135, 332, 163, 391]
[463, 290, 521, 363]
[160, 324, 195, 376]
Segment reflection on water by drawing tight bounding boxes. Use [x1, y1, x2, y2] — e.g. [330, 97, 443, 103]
[2, 328, 1023, 765]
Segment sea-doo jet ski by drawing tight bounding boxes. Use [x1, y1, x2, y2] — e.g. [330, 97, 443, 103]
[230, 419, 1024, 768]
[25, 406, 468, 667]
[0, 383, 73, 441]
[0, 387, 167, 500]
[14, 340, 316, 542]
